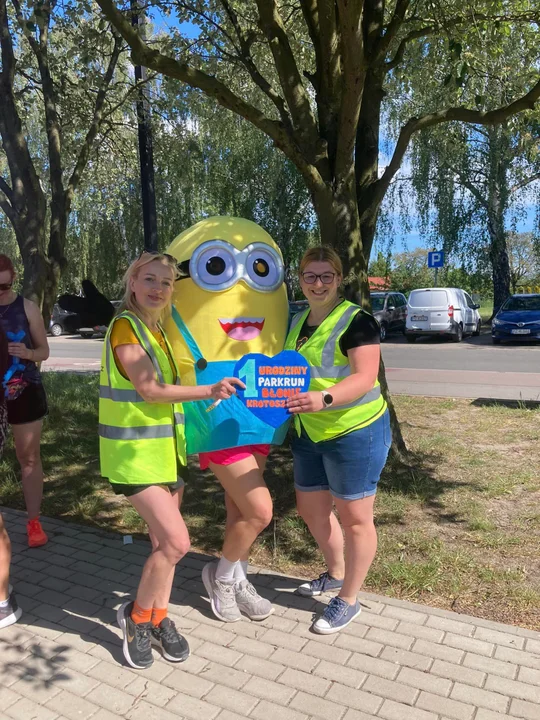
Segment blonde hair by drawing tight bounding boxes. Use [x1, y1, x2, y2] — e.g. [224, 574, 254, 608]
[119, 253, 178, 326]
[299, 246, 343, 277]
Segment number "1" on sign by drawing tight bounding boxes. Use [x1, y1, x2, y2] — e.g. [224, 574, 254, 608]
[237, 358, 258, 398]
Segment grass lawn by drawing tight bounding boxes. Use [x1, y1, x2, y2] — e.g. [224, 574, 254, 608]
[1, 373, 539, 630]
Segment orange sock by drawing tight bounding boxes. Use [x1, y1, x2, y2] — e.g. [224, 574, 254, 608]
[151, 607, 168, 627]
[131, 601, 152, 625]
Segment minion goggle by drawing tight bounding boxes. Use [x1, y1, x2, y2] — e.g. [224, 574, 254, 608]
[176, 240, 284, 293]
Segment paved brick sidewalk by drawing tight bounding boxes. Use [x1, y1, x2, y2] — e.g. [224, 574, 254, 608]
[2, 507, 540, 720]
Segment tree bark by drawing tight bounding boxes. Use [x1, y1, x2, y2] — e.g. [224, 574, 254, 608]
[487, 129, 511, 317]
[488, 213, 511, 317]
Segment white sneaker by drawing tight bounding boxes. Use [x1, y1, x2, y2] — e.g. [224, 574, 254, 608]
[235, 580, 274, 620]
[202, 562, 241, 622]
[0, 589, 22, 629]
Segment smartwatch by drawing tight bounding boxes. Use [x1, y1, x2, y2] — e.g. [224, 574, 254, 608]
[321, 391, 333, 408]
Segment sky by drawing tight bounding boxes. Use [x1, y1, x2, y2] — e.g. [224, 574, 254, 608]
[388, 204, 537, 253]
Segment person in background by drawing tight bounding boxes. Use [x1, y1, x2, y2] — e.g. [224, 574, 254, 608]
[100, 252, 243, 669]
[0, 255, 50, 548]
[285, 246, 391, 634]
[0, 324, 22, 628]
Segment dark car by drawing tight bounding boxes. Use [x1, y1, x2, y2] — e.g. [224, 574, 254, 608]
[492, 294, 540, 344]
[49, 304, 81, 337]
[370, 291, 407, 341]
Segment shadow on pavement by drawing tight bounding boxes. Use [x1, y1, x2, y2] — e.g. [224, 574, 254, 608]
[1, 507, 332, 684]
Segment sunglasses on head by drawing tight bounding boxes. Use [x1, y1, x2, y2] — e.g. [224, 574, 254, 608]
[0, 283, 12, 291]
[137, 250, 177, 263]
[136, 250, 191, 281]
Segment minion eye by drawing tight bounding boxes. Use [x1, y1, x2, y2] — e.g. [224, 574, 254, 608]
[192, 241, 237, 290]
[246, 247, 282, 291]
[206, 256, 226, 276]
[253, 258, 269, 277]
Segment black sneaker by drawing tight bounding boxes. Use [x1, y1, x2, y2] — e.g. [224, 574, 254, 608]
[151, 617, 190, 662]
[116, 601, 153, 669]
[0, 589, 22, 629]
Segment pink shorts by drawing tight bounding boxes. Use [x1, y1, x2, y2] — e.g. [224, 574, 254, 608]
[199, 444, 271, 471]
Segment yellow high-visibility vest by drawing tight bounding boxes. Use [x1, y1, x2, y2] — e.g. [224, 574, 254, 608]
[99, 311, 186, 485]
[285, 300, 386, 441]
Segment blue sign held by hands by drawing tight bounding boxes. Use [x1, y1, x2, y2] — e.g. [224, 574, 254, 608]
[233, 350, 310, 428]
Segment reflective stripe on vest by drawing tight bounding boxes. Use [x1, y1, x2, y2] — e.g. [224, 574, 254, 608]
[289, 311, 306, 332]
[321, 306, 358, 367]
[320, 385, 381, 412]
[99, 386, 144, 403]
[99, 424, 174, 440]
[311, 306, 371, 384]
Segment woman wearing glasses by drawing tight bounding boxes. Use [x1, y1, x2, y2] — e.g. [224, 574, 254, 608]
[99, 252, 243, 669]
[284, 246, 391, 634]
[0, 255, 50, 549]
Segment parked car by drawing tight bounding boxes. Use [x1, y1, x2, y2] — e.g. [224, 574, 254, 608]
[405, 287, 481, 343]
[370, 292, 407, 342]
[492, 294, 540, 344]
[49, 304, 81, 337]
[78, 300, 122, 339]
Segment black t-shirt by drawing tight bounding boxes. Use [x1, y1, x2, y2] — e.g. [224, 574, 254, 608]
[295, 301, 380, 355]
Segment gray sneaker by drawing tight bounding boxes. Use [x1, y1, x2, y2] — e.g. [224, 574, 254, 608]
[202, 562, 241, 623]
[297, 571, 344, 597]
[235, 580, 274, 621]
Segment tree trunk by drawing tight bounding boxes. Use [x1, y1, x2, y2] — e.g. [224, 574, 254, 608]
[489, 222, 511, 317]
[487, 129, 511, 317]
[487, 187, 511, 317]
[312, 183, 409, 460]
[16, 219, 50, 309]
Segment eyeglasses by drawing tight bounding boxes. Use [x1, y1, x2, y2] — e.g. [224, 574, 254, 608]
[137, 250, 177, 264]
[301, 272, 336, 285]
[0, 283, 12, 291]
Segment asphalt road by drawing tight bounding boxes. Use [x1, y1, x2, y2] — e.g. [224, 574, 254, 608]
[44, 331, 540, 401]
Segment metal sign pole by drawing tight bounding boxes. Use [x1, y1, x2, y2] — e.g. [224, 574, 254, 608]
[131, 0, 158, 252]
[434, 267, 438, 287]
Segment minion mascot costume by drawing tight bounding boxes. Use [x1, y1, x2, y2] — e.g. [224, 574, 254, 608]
[164, 217, 289, 623]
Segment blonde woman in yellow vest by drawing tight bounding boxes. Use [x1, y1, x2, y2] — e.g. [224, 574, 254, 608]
[99, 252, 243, 669]
[284, 247, 391, 634]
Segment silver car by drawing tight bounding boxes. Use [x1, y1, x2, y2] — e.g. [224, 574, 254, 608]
[370, 292, 408, 342]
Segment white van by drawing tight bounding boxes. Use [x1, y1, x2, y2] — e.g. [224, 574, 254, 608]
[405, 288, 481, 343]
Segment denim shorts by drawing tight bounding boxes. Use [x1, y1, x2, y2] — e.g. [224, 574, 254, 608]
[292, 410, 391, 500]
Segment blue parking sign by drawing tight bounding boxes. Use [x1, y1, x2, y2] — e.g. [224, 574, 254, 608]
[428, 251, 445, 268]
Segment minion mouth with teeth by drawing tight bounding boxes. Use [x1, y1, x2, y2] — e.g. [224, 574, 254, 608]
[219, 317, 264, 341]
[164, 216, 289, 453]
